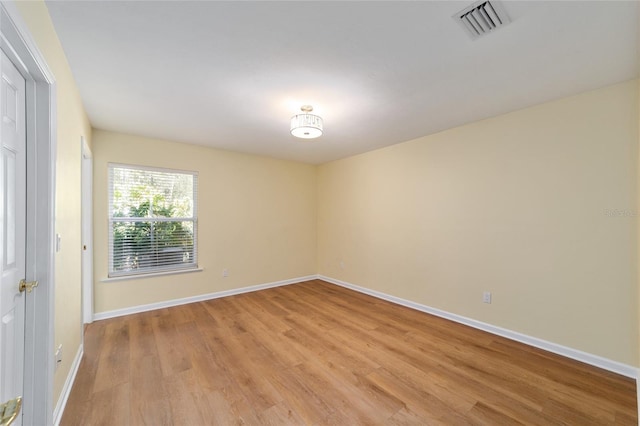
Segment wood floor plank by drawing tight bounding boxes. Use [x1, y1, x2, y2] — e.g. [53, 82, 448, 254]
[162, 369, 209, 425]
[488, 339, 637, 409]
[151, 314, 192, 376]
[466, 401, 526, 426]
[128, 312, 158, 361]
[302, 356, 405, 423]
[266, 364, 340, 424]
[366, 367, 466, 425]
[194, 322, 247, 392]
[61, 280, 638, 425]
[257, 402, 306, 425]
[129, 355, 172, 426]
[385, 406, 434, 425]
[82, 382, 131, 426]
[202, 388, 243, 425]
[91, 319, 130, 394]
[615, 410, 639, 426]
[542, 397, 612, 425]
[203, 329, 283, 412]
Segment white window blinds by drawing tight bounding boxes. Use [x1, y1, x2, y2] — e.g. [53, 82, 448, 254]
[108, 164, 198, 277]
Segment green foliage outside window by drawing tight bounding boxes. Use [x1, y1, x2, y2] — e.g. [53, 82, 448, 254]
[110, 166, 196, 274]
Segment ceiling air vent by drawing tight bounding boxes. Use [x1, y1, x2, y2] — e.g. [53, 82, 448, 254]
[454, 0, 510, 40]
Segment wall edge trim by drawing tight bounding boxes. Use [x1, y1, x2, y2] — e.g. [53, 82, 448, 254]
[319, 275, 638, 379]
[637, 374, 640, 423]
[53, 344, 83, 426]
[93, 275, 319, 320]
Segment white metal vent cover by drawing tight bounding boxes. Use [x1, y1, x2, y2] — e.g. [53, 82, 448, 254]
[454, 0, 511, 40]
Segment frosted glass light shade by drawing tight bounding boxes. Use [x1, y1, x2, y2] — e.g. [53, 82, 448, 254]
[290, 113, 323, 139]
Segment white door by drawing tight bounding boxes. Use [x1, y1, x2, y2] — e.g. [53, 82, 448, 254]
[0, 49, 27, 425]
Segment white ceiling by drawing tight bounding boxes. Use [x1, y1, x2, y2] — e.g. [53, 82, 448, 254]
[46, 1, 638, 164]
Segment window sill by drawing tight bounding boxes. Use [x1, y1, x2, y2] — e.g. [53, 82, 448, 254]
[102, 267, 204, 283]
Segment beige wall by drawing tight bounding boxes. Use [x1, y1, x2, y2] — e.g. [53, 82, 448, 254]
[318, 80, 639, 366]
[14, 0, 92, 405]
[92, 130, 317, 313]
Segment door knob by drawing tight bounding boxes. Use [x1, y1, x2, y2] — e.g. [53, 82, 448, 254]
[19, 279, 38, 293]
[0, 396, 21, 426]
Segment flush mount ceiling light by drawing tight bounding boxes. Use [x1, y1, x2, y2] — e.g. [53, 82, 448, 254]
[290, 105, 323, 139]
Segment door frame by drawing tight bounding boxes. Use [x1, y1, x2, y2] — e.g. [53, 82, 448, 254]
[81, 137, 92, 324]
[0, 2, 56, 425]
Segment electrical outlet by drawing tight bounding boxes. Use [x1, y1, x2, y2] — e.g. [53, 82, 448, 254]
[222, 268, 229, 278]
[55, 344, 63, 371]
[483, 291, 492, 304]
[339, 260, 345, 269]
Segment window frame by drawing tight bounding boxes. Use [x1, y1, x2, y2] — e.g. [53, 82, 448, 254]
[107, 162, 199, 278]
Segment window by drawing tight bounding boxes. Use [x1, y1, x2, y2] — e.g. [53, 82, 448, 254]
[108, 164, 198, 277]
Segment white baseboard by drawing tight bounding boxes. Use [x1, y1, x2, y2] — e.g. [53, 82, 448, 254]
[93, 275, 318, 321]
[319, 275, 638, 379]
[637, 380, 640, 423]
[53, 344, 83, 426]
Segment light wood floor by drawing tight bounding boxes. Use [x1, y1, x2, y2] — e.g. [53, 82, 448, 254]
[61, 280, 637, 425]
